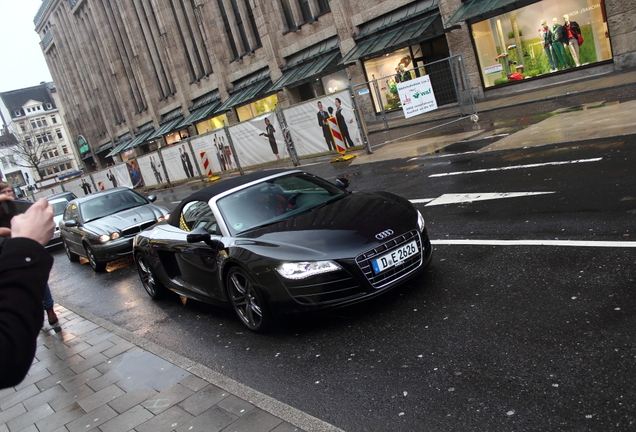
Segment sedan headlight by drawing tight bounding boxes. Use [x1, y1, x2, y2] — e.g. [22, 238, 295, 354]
[417, 210, 426, 232]
[99, 232, 120, 242]
[158, 213, 170, 222]
[276, 261, 342, 280]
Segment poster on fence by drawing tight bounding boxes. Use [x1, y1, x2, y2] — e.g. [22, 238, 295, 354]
[137, 153, 165, 187]
[396, 74, 437, 119]
[284, 90, 361, 156]
[190, 129, 235, 175]
[229, 112, 286, 167]
[162, 143, 197, 182]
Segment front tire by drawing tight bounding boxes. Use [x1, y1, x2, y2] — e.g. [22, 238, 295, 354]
[136, 253, 165, 299]
[226, 267, 271, 332]
[85, 244, 106, 272]
[63, 239, 80, 263]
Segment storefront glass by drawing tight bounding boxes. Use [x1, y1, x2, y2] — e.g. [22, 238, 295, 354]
[321, 70, 349, 95]
[195, 114, 229, 135]
[236, 94, 278, 122]
[472, 0, 612, 88]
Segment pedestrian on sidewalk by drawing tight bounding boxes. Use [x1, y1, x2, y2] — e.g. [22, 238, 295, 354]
[0, 196, 55, 388]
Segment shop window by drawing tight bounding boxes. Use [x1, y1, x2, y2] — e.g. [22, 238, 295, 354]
[195, 114, 229, 135]
[471, 0, 612, 88]
[235, 94, 278, 122]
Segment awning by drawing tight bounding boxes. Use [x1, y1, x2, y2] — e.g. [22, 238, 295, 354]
[271, 51, 341, 91]
[121, 128, 155, 151]
[217, 79, 271, 112]
[95, 142, 113, 154]
[58, 170, 83, 180]
[340, 14, 443, 64]
[148, 118, 184, 140]
[177, 100, 221, 128]
[445, 0, 535, 26]
[105, 139, 131, 158]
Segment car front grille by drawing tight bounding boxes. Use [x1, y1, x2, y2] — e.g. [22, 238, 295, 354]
[122, 221, 156, 237]
[284, 273, 362, 305]
[355, 230, 423, 289]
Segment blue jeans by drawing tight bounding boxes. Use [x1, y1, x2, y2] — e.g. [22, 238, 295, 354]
[43, 283, 54, 309]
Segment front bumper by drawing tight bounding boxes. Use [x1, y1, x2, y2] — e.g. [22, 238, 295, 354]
[90, 236, 135, 261]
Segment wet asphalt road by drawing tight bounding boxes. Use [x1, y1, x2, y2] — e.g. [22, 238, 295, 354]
[48, 134, 636, 431]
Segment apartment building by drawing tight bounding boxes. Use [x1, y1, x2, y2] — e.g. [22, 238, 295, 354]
[0, 82, 82, 196]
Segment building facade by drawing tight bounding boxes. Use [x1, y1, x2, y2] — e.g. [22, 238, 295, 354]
[32, 0, 636, 168]
[0, 82, 82, 197]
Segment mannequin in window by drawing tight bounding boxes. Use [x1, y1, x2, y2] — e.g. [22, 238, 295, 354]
[539, 20, 557, 72]
[563, 14, 581, 67]
[551, 17, 570, 69]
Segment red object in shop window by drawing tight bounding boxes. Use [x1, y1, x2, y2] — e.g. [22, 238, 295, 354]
[508, 72, 523, 81]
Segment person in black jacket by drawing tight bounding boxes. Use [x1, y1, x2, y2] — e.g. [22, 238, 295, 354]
[0, 196, 55, 389]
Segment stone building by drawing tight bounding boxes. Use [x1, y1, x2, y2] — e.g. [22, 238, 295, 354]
[32, 0, 635, 169]
[0, 82, 82, 197]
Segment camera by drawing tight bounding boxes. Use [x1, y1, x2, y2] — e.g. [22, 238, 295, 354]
[0, 200, 32, 228]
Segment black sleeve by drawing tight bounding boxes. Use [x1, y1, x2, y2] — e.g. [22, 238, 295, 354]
[0, 238, 53, 389]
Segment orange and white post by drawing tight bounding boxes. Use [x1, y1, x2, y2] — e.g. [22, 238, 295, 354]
[327, 116, 346, 154]
[199, 151, 214, 176]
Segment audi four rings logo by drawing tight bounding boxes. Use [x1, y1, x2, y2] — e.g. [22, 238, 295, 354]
[375, 229, 394, 240]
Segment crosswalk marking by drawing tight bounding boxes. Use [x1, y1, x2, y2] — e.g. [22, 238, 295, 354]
[431, 239, 636, 248]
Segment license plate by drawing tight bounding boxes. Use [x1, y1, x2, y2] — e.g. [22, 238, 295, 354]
[372, 241, 419, 274]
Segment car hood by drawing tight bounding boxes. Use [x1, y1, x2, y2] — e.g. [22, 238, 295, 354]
[235, 192, 418, 260]
[84, 205, 167, 234]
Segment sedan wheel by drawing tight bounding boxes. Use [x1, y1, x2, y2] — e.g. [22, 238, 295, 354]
[227, 268, 270, 332]
[85, 244, 106, 272]
[136, 253, 164, 299]
[63, 239, 80, 262]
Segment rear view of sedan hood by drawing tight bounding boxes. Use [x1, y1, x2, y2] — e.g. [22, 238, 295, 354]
[238, 192, 418, 259]
[85, 205, 164, 234]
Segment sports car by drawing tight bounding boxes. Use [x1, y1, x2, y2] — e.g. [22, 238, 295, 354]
[60, 187, 170, 272]
[133, 169, 432, 331]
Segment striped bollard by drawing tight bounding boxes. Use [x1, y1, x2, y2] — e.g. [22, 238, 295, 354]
[327, 116, 346, 154]
[199, 151, 214, 176]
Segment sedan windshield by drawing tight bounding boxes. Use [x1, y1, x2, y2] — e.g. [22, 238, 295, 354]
[81, 190, 148, 222]
[217, 173, 347, 235]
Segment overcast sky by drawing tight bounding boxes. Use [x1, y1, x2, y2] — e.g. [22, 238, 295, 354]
[0, 0, 53, 93]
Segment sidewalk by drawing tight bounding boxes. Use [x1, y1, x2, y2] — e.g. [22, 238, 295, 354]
[0, 304, 343, 432]
[348, 68, 636, 165]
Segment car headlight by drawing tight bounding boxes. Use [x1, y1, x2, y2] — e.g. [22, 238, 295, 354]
[417, 210, 426, 232]
[99, 232, 120, 242]
[158, 213, 170, 222]
[276, 261, 342, 280]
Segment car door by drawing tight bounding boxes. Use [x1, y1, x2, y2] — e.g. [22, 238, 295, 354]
[61, 203, 84, 255]
[172, 200, 225, 301]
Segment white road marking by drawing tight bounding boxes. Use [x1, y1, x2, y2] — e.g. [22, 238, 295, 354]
[417, 192, 555, 207]
[431, 239, 636, 248]
[429, 157, 603, 178]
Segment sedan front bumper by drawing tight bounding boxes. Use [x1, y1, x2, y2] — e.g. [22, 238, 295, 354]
[90, 236, 135, 261]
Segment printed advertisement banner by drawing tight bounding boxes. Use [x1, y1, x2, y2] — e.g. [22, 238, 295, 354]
[137, 153, 165, 187]
[162, 144, 197, 183]
[396, 75, 438, 119]
[190, 129, 236, 175]
[229, 112, 286, 167]
[284, 90, 361, 156]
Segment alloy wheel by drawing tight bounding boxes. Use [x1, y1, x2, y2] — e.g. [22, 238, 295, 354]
[227, 268, 268, 332]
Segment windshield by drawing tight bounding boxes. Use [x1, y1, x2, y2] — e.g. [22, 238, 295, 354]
[217, 173, 347, 235]
[50, 201, 68, 216]
[80, 190, 148, 222]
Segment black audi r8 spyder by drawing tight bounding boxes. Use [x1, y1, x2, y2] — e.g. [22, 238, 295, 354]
[133, 169, 432, 331]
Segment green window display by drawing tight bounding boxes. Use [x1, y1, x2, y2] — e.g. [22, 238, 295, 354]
[471, 0, 613, 88]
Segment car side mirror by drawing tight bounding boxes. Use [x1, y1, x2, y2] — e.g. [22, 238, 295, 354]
[336, 178, 350, 189]
[64, 219, 78, 227]
[187, 226, 222, 249]
[147, 195, 157, 202]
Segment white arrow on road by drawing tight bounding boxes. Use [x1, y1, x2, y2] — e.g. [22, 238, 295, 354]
[410, 192, 555, 207]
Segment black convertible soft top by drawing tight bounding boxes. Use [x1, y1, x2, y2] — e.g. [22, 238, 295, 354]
[167, 169, 298, 227]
